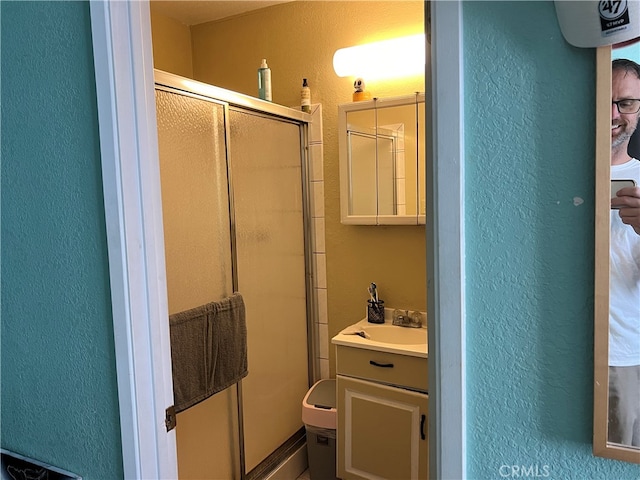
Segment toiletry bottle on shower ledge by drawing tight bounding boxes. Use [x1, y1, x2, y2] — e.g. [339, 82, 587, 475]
[301, 78, 311, 113]
[258, 58, 272, 101]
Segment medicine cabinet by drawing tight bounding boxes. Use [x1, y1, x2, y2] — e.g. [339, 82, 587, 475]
[338, 93, 426, 225]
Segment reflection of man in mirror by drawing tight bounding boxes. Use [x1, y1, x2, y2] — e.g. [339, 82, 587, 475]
[608, 58, 640, 447]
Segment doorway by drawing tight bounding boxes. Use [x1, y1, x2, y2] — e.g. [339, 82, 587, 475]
[90, 1, 466, 478]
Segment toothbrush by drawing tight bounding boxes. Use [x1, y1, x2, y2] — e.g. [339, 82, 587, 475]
[368, 285, 376, 302]
[369, 283, 378, 303]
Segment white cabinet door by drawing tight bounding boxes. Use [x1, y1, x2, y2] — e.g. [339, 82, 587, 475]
[337, 375, 428, 480]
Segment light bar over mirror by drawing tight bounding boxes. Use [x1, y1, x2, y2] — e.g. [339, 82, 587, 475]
[332, 34, 425, 80]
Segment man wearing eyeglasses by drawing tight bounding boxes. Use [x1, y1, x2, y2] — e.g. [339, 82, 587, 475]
[608, 58, 640, 447]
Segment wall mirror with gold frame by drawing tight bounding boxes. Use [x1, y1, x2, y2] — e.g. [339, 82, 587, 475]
[338, 93, 426, 225]
[593, 40, 640, 464]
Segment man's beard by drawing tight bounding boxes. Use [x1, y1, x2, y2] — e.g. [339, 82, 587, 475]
[612, 125, 636, 150]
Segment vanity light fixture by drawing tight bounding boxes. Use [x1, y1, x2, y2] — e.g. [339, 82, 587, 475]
[332, 34, 426, 80]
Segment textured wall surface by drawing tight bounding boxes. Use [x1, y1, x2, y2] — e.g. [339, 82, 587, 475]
[1, 2, 124, 478]
[464, 1, 639, 477]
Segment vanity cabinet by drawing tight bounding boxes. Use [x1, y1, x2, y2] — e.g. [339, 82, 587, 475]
[336, 345, 428, 480]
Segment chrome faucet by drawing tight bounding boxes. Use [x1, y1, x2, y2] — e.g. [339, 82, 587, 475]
[392, 309, 424, 328]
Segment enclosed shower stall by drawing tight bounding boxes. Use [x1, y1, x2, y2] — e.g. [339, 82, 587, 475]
[154, 70, 316, 479]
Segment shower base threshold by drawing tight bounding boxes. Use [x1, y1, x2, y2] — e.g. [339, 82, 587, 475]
[249, 427, 308, 480]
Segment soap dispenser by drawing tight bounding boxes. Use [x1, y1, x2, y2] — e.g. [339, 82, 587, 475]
[258, 59, 272, 101]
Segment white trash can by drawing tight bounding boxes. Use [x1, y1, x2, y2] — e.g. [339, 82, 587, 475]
[302, 379, 338, 480]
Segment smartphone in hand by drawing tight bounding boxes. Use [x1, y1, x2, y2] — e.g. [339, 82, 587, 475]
[611, 179, 637, 209]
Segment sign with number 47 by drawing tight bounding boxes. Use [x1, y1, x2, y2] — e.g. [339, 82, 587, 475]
[555, 0, 639, 48]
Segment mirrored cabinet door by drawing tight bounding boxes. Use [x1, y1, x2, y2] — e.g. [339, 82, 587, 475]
[339, 93, 425, 225]
[345, 107, 377, 218]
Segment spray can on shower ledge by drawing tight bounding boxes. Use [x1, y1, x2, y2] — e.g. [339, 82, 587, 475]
[301, 78, 311, 113]
[258, 58, 272, 101]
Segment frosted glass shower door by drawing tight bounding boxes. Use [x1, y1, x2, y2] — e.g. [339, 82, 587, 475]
[228, 109, 310, 472]
[156, 90, 233, 311]
[155, 90, 239, 480]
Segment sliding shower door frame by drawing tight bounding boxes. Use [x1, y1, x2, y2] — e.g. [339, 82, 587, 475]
[155, 72, 318, 479]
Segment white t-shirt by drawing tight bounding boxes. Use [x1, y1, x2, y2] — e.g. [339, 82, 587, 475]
[610, 159, 640, 366]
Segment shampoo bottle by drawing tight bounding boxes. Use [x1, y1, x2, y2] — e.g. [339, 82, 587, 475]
[258, 59, 272, 101]
[301, 78, 311, 113]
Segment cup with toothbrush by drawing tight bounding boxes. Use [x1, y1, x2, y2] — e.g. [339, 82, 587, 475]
[367, 282, 385, 323]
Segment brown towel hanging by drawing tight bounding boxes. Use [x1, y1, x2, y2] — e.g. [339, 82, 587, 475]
[169, 292, 248, 413]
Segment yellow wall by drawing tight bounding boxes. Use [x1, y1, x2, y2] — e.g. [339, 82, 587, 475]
[151, 0, 426, 378]
[150, 9, 193, 78]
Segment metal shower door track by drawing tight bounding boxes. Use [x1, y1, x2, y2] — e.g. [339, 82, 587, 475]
[154, 69, 310, 124]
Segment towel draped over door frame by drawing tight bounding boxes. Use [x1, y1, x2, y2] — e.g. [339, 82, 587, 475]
[169, 292, 248, 413]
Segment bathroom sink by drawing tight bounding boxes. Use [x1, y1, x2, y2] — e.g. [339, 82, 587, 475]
[332, 316, 427, 358]
[362, 323, 426, 345]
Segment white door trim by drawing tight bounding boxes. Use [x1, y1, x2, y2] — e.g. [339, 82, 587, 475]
[89, 1, 178, 478]
[428, 1, 466, 478]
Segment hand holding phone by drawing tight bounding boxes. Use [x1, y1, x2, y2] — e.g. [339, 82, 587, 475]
[611, 179, 637, 209]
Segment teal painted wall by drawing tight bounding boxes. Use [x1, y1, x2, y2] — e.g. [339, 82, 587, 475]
[1, 2, 124, 478]
[464, 1, 639, 478]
